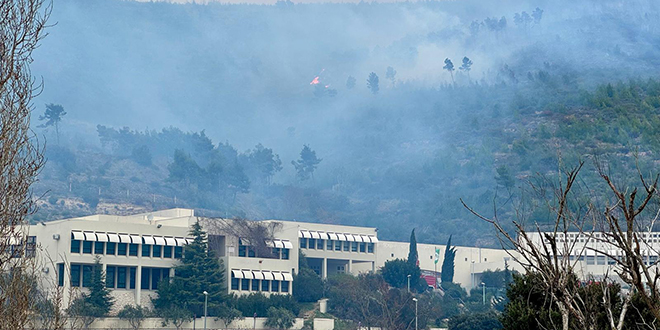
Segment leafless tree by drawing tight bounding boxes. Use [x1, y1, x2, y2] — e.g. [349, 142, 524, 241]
[202, 217, 282, 258]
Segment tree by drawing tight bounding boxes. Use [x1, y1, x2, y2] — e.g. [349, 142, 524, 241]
[153, 221, 227, 318]
[443, 58, 455, 84]
[68, 256, 114, 329]
[159, 305, 193, 330]
[131, 145, 153, 166]
[291, 145, 322, 181]
[441, 235, 456, 284]
[293, 267, 324, 303]
[38, 103, 67, 144]
[381, 258, 423, 291]
[367, 72, 379, 94]
[346, 75, 356, 89]
[118, 305, 150, 330]
[385, 66, 397, 87]
[448, 311, 501, 330]
[0, 0, 49, 327]
[532, 7, 544, 24]
[459, 57, 473, 81]
[407, 229, 418, 268]
[216, 304, 243, 329]
[240, 144, 282, 185]
[265, 306, 295, 329]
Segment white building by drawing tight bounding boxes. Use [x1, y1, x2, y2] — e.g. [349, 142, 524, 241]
[27, 208, 516, 311]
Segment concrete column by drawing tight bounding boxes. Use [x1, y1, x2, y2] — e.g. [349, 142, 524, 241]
[136, 266, 142, 305]
[348, 259, 352, 274]
[371, 261, 375, 273]
[322, 258, 327, 279]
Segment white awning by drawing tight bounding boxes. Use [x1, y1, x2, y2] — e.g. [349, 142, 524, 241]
[266, 240, 276, 248]
[232, 270, 244, 279]
[327, 232, 339, 240]
[96, 233, 109, 242]
[368, 236, 378, 243]
[154, 236, 166, 246]
[344, 234, 355, 242]
[130, 235, 141, 244]
[142, 236, 155, 245]
[354, 235, 363, 242]
[253, 271, 264, 280]
[164, 237, 177, 246]
[262, 271, 274, 280]
[360, 235, 370, 242]
[272, 273, 285, 281]
[586, 250, 596, 256]
[282, 273, 293, 281]
[310, 231, 320, 239]
[336, 233, 346, 241]
[242, 271, 254, 279]
[83, 232, 97, 241]
[175, 238, 187, 246]
[71, 231, 84, 240]
[118, 234, 131, 243]
[317, 232, 328, 240]
[301, 231, 311, 238]
[282, 240, 293, 249]
[107, 233, 120, 243]
[274, 240, 285, 249]
[298, 230, 304, 238]
[186, 238, 194, 244]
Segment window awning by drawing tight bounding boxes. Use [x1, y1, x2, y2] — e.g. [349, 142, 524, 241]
[107, 233, 120, 243]
[232, 270, 244, 279]
[335, 233, 346, 241]
[164, 237, 177, 246]
[83, 232, 97, 241]
[175, 238, 187, 246]
[317, 232, 328, 240]
[310, 231, 321, 239]
[354, 235, 363, 242]
[368, 236, 378, 243]
[272, 273, 285, 281]
[143, 236, 155, 245]
[262, 271, 274, 280]
[242, 270, 254, 279]
[344, 234, 355, 242]
[71, 231, 84, 240]
[154, 236, 166, 246]
[301, 230, 311, 238]
[252, 271, 264, 280]
[360, 235, 370, 243]
[118, 234, 131, 243]
[282, 240, 293, 249]
[274, 240, 284, 249]
[327, 232, 339, 240]
[186, 238, 194, 244]
[96, 233, 109, 242]
[282, 273, 293, 281]
[130, 235, 141, 244]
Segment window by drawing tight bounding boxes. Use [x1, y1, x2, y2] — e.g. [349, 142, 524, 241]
[83, 241, 93, 254]
[241, 279, 250, 291]
[94, 242, 105, 254]
[231, 276, 239, 290]
[608, 257, 616, 265]
[142, 245, 151, 257]
[117, 267, 126, 288]
[327, 240, 333, 250]
[367, 243, 374, 253]
[351, 242, 358, 252]
[252, 279, 260, 291]
[271, 280, 280, 292]
[317, 239, 324, 250]
[58, 263, 64, 287]
[164, 246, 173, 258]
[129, 244, 139, 256]
[106, 266, 116, 288]
[300, 238, 307, 249]
[261, 280, 269, 292]
[70, 264, 81, 287]
[272, 248, 281, 259]
[151, 268, 161, 290]
[335, 241, 341, 251]
[71, 240, 81, 253]
[248, 247, 255, 258]
[130, 267, 136, 289]
[175, 246, 183, 259]
[359, 242, 366, 253]
[153, 245, 162, 258]
[282, 249, 290, 260]
[141, 268, 150, 289]
[106, 242, 116, 255]
[82, 265, 93, 287]
[239, 245, 247, 257]
[281, 281, 289, 293]
[308, 238, 316, 249]
[26, 236, 36, 257]
[586, 256, 595, 265]
[343, 241, 350, 251]
[117, 243, 127, 256]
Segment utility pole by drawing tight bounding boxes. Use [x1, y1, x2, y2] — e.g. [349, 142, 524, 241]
[407, 274, 411, 292]
[203, 291, 208, 330]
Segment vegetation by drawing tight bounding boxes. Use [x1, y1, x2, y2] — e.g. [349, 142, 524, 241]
[265, 306, 296, 330]
[117, 305, 150, 330]
[440, 235, 456, 284]
[68, 256, 114, 329]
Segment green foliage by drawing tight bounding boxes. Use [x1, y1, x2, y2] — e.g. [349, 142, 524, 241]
[67, 256, 114, 327]
[234, 293, 300, 317]
[131, 145, 153, 166]
[117, 305, 150, 330]
[407, 229, 418, 268]
[265, 307, 295, 329]
[293, 267, 324, 303]
[380, 258, 424, 292]
[240, 144, 282, 185]
[367, 72, 379, 94]
[38, 103, 67, 143]
[448, 311, 502, 330]
[291, 145, 322, 181]
[441, 235, 456, 283]
[158, 306, 194, 330]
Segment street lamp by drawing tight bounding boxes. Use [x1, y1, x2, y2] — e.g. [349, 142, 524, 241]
[203, 291, 208, 330]
[412, 297, 418, 330]
[407, 274, 411, 292]
[481, 282, 486, 305]
[470, 260, 475, 289]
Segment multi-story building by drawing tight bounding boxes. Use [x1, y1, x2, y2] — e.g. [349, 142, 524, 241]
[28, 208, 516, 311]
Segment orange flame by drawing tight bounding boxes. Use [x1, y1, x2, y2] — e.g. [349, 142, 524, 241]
[310, 77, 320, 85]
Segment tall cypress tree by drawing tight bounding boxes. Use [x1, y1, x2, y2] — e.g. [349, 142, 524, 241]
[407, 229, 418, 267]
[153, 221, 227, 317]
[441, 235, 456, 283]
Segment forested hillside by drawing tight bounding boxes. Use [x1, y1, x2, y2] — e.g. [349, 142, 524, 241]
[29, 0, 660, 247]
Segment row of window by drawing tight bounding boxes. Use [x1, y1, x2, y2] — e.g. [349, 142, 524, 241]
[238, 245, 290, 260]
[300, 238, 374, 253]
[230, 277, 290, 293]
[58, 263, 171, 290]
[571, 255, 660, 266]
[9, 236, 36, 258]
[71, 240, 183, 259]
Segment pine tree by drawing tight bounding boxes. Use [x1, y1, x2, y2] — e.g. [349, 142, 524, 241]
[407, 229, 418, 267]
[87, 256, 114, 315]
[441, 235, 456, 284]
[153, 221, 227, 318]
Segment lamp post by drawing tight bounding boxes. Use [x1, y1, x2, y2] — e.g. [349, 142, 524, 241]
[470, 260, 475, 289]
[203, 291, 208, 330]
[412, 297, 418, 330]
[481, 282, 486, 305]
[407, 274, 411, 292]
